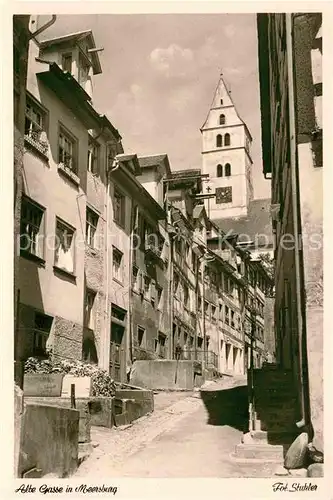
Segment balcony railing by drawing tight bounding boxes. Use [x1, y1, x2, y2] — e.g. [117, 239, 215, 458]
[24, 129, 49, 157]
[181, 349, 218, 369]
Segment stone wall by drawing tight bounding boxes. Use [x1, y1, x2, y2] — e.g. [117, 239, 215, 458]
[19, 402, 79, 478]
[130, 360, 197, 390]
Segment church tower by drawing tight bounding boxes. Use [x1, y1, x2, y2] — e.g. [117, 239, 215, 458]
[201, 74, 254, 220]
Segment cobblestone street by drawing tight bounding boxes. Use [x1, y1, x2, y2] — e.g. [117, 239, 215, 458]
[74, 381, 278, 478]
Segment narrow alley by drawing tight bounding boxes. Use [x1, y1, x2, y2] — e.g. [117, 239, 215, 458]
[74, 377, 278, 478]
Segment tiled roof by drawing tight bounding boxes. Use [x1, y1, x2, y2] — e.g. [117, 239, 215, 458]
[170, 169, 202, 179]
[39, 30, 93, 47]
[138, 154, 168, 168]
[39, 30, 102, 75]
[214, 198, 273, 248]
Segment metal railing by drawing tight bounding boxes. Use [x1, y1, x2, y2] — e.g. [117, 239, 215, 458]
[180, 349, 218, 368]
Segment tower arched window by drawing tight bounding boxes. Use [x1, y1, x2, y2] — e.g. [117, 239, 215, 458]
[219, 114, 226, 125]
[217, 164, 223, 177]
[225, 163, 231, 177]
[224, 133, 231, 146]
[216, 134, 222, 148]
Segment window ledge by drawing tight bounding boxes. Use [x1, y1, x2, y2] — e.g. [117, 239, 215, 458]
[20, 250, 46, 267]
[53, 265, 76, 282]
[24, 135, 49, 161]
[58, 163, 80, 186]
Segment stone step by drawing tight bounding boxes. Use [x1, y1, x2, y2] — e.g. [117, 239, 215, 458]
[247, 430, 297, 445]
[233, 443, 284, 462]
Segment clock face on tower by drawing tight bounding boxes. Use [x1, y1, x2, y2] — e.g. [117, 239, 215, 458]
[216, 186, 232, 204]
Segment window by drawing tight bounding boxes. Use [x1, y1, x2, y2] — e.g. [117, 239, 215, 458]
[25, 98, 48, 155]
[191, 250, 197, 272]
[217, 164, 223, 177]
[137, 326, 145, 347]
[144, 275, 151, 299]
[86, 207, 98, 248]
[198, 337, 203, 348]
[219, 114, 226, 125]
[112, 247, 123, 282]
[204, 301, 210, 318]
[20, 196, 45, 259]
[54, 219, 75, 274]
[175, 237, 182, 254]
[216, 134, 222, 147]
[33, 312, 53, 357]
[58, 126, 77, 173]
[173, 272, 179, 294]
[225, 306, 229, 325]
[211, 305, 217, 322]
[113, 188, 126, 227]
[156, 285, 163, 309]
[156, 332, 166, 358]
[62, 53, 72, 73]
[220, 98, 223, 105]
[84, 289, 96, 330]
[231, 310, 235, 328]
[198, 296, 202, 314]
[78, 53, 90, 87]
[87, 137, 100, 174]
[224, 133, 231, 146]
[184, 284, 189, 309]
[225, 163, 231, 177]
[132, 265, 139, 291]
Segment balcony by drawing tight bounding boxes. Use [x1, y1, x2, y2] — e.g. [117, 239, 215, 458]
[24, 129, 49, 158]
[145, 240, 164, 265]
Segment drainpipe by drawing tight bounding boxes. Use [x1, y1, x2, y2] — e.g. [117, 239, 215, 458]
[29, 15, 57, 41]
[286, 13, 309, 431]
[202, 256, 206, 375]
[104, 167, 111, 371]
[103, 153, 120, 371]
[168, 208, 175, 360]
[128, 203, 138, 363]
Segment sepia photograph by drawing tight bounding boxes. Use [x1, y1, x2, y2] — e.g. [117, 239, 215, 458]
[10, 8, 324, 487]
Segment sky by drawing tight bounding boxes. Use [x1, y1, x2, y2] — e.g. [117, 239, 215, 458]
[37, 14, 270, 199]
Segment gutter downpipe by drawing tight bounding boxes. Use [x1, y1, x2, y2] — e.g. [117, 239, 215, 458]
[29, 15, 57, 42]
[202, 256, 206, 377]
[167, 203, 174, 360]
[104, 157, 121, 371]
[286, 14, 309, 431]
[128, 203, 138, 364]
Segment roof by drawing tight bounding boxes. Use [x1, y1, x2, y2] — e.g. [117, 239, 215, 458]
[167, 169, 204, 194]
[37, 62, 101, 129]
[257, 14, 272, 177]
[192, 204, 210, 228]
[138, 154, 171, 175]
[171, 169, 202, 179]
[201, 73, 253, 141]
[39, 30, 102, 75]
[214, 198, 273, 249]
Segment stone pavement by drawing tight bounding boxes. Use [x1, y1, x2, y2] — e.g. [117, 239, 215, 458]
[74, 383, 279, 478]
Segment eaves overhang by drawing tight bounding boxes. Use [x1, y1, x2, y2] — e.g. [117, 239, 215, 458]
[110, 163, 166, 221]
[257, 13, 272, 177]
[37, 62, 100, 129]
